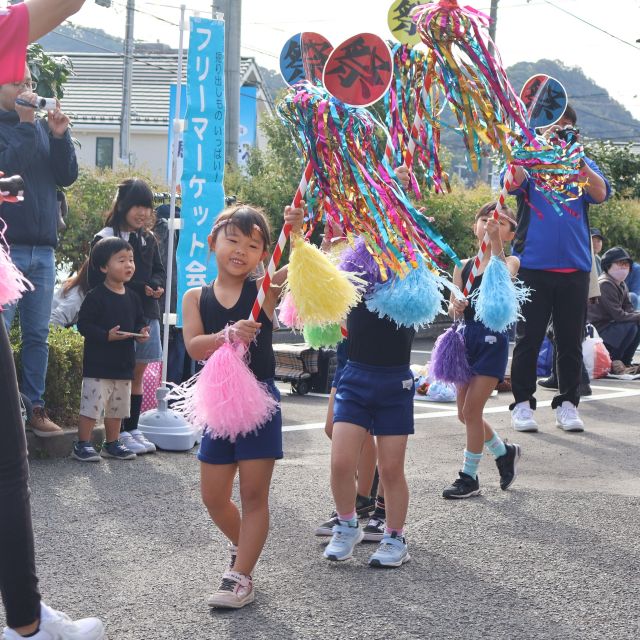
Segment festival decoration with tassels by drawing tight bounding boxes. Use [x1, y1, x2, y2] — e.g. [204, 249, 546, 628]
[303, 322, 344, 349]
[365, 254, 450, 329]
[470, 256, 530, 333]
[286, 234, 362, 327]
[429, 322, 473, 385]
[170, 329, 278, 442]
[277, 290, 304, 331]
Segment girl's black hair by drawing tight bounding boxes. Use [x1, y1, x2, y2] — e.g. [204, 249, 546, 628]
[210, 205, 272, 250]
[91, 237, 133, 270]
[104, 178, 154, 236]
[475, 201, 516, 232]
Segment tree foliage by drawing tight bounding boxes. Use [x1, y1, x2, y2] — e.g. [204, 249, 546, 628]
[584, 140, 640, 200]
[26, 44, 73, 99]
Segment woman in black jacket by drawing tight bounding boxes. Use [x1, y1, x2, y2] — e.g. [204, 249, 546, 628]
[88, 178, 165, 455]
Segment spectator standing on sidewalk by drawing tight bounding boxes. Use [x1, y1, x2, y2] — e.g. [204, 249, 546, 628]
[0, 60, 78, 437]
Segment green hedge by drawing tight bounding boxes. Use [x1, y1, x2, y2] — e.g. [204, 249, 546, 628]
[589, 197, 640, 259]
[11, 324, 84, 427]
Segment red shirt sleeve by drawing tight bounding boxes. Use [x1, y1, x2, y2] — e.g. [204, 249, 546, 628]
[0, 3, 29, 85]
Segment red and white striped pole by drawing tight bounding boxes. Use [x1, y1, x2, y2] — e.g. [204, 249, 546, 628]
[461, 166, 515, 296]
[250, 161, 314, 321]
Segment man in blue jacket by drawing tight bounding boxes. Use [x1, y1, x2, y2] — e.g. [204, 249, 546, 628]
[0, 63, 78, 436]
[508, 104, 610, 434]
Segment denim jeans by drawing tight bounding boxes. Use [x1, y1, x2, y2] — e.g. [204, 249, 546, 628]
[0, 314, 41, 628]
[2, 245, 55, 407]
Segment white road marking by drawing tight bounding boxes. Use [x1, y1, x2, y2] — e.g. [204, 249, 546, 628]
[282, 386, 640, 433]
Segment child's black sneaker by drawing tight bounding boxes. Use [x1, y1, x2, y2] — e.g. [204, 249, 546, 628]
[442, 472, 481, 499]
[495, 442, 521, 490]
[362, 517, 385, 542]
[355, 494, 375, 519]
[314, 512, 339, 536]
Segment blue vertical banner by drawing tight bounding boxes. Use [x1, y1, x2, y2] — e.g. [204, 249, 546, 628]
[166, 84, 187, 184]
[176, 17, 225, 326]
[238, 86, 257, 167]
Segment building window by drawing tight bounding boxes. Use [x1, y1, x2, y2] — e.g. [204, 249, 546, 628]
[96, 137, 114, 169]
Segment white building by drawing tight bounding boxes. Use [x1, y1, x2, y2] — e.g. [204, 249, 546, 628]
[59, 53, 274, 181]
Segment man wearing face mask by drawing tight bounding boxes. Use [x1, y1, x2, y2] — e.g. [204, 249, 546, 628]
[588, 247, 640, 366]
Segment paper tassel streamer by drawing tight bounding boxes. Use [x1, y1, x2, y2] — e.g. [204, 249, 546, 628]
[471, 256, 530, 333]
[429, 323, 473, 385]
[277, 290, 303, 331]
[278, 84, 460, 282]
[170, 335, 278, 442]
[303, 323, 343, 349]
[365, 255, 448, 329]
[0, 221, 32, 307]
[413, 0, 533, 169]
[287, 234, 361, 326]
[338, 237, 383, 294]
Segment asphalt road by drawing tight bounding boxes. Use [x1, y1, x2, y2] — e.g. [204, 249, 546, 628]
[3, 339, 640, 639]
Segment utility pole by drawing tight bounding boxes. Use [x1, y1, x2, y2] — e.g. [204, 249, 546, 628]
[119, 0, 135, 164]
[215, 0, 241, 167]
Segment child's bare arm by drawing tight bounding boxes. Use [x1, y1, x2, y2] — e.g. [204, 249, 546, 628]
[182, 288, 224, 360]
[448, 262, 468, 319]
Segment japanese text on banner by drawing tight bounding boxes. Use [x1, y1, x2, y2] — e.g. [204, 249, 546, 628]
[176, 17, 225, 326]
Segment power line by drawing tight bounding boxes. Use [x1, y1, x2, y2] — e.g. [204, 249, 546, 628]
[542, 0, 640, 52]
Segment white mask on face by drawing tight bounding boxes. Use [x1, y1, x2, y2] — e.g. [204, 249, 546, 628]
[608, 266, 630, 282]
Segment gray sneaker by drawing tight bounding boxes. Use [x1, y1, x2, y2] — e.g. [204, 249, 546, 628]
[368, 532, 410, 568]
[323, 523, 363, 561]
[72, 441, 101, 462]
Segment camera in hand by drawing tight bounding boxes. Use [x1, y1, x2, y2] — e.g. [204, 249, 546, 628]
[0, 175, 25, 196]
[556, 126, 579, 142]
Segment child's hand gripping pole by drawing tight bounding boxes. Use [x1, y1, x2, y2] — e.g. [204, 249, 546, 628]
[250, 161, 314, 322]
[461, 166, 515, 297]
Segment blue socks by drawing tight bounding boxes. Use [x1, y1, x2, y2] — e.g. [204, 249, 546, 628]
[461, 449, 483, 479]
[485, 432, 507, 458]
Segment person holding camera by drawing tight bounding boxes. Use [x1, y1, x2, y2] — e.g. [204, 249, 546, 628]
[0, 63, 78, 437]
[506, 104, 611, 434]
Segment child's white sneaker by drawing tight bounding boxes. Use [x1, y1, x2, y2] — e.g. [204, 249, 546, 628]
[129, 429, 157, 453]
[511, 402, 539, 432]
[3, 602, 104, 639]
[119, 430, 148, 454]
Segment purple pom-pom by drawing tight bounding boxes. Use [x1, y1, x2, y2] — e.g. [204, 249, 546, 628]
[430, 324, 473, 385]
[339, 237, 382, 294]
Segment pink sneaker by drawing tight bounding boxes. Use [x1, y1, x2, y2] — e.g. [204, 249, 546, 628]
[207, 571, 254, 609]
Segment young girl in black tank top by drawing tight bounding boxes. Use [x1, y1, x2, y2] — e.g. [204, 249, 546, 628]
[443, 202, 522, 499]
[182, 203, 304, 610]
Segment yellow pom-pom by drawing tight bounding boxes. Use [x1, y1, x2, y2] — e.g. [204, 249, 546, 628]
[287, 236, 361, 326]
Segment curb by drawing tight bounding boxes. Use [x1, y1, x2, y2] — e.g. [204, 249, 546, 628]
[26, 425, 105, 460]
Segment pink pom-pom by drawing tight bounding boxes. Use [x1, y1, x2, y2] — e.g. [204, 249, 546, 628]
[172, 341, 278, 442]
[0, 238, 32, 308]
[278, 290, 303, 330]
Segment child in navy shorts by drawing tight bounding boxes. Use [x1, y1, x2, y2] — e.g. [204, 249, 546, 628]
[182, 203, 303, 610]
[443, 201, 522, 499]
[323, 301, 415, 568]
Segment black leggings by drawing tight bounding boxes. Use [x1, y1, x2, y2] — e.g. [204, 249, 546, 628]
[0, 315, 40, 629]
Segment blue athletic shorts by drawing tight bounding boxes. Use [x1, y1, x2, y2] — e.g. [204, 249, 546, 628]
[198, 380, 283, 464]
[333, 360, 415, 436]
[331, 339, 349, 389]
[461, 320, 509, 382]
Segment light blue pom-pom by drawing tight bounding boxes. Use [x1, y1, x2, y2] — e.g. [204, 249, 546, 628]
[472, 256, 530, 332]
[365, 255, 447, 329]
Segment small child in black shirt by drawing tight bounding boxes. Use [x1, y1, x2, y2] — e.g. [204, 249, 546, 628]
[74, 237, 149, 461]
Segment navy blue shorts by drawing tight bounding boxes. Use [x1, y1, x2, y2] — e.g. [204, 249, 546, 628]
[331, 339, 349, 388]
[461, 321, 509, 382]
[198, 380, 283, 464]
[333, 361, 415, 436]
